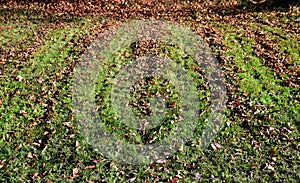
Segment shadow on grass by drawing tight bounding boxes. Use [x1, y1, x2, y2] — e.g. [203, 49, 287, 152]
[202, 0, 299, 17]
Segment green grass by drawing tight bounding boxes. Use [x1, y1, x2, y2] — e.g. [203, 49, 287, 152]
[0, 2, 299, 182]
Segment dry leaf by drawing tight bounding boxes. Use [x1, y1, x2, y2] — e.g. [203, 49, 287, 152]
[72, 168, 79, 177]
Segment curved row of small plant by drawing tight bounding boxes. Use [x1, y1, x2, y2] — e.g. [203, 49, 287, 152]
[0, 10, 299, 182]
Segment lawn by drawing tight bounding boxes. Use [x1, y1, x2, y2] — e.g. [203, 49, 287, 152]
[0, 0, 299, 182]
